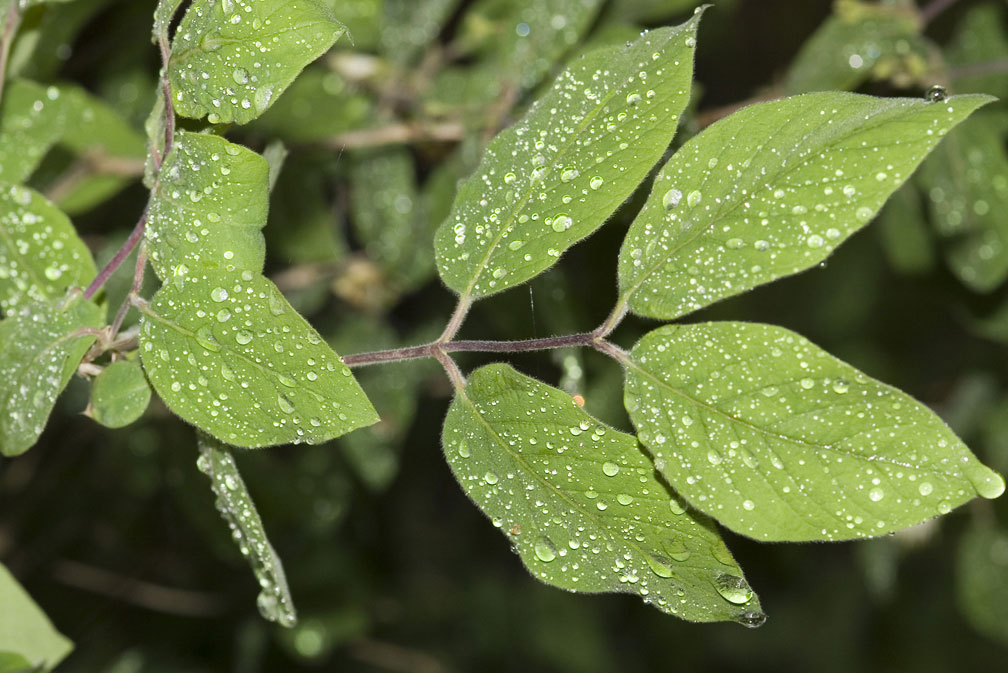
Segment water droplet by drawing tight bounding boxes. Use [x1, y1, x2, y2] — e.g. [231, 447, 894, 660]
[626, 92, 642, 105]
[966, 464, 1006, 499]
[868, 487, 885, 502]
[551, 215, 572, 232]
[742, 499, 755, 511]
[457, 441, 470, 458]
[686, 190, 702, 208]
[235, 330, 253, 345]
[589, 176, 604, 190]
[507, 239, 524, 251]
[221, 364, 236, 381]
[735, 611, 767, 628]
[714, 573, 753, 605]
[560, 168, 579, 183]
[216, 309, 231, 322]
[196, 327, 221, 352]
[232, 67, 250, 84]
[268, 289, 286, 316]
[754, 239, 770, 251]
[616, 493, 634, 505]
[492, 268, 507, 280]
[484, 472, 499, 485]
[707, 450, 722, 466]
[503, 172, 516, 184]
[807, 234, 824, 249]
[937, 499, 952, 514]
[832, 380, 849, 394]
[602, 461, 620, 476]
[646, 554, 674, 578]
[725, 237, 745, 249]
[43, 266, 62, 280]
[799, 378, 815, 390]
[277, 374, 297, 388]
[211, 287, 229, 302]
[926, 85, 947, 102]
[669, 497, 686, 515]
[278, 393, 295, 414]
[662, 188, 682, 210]
[534, 537, 557, 562]
[918, 481, 933, 496]
[684, 36, 696, 48]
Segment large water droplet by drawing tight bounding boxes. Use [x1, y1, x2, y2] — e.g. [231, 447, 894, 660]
[662, 188, 682, 210]
[714, 573, 753, 605]
[534, 537, 557, 563]
[211, 287, 229, 302]
[602, 461, 619, 476]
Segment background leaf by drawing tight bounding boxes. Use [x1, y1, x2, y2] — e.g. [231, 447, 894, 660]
[89, 359, 152, 429]
[956, 524, 1008, 646]
[617, 92, 992, 320]
[168, 0, 346, 124]
[434, 10, 702, 300]
[146, 130, 269, 280]
[196, 433, 297, 627]
[139, 269, 378, 448]
[443, 363, 765, 626]
[624, 322, 1005, 541]
[0, 563, 72, 672]
[0, 182, 96, 314]
[0, 295, 103, 456]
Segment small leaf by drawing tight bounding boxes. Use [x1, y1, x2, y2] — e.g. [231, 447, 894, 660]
[624, 322, 1005, 542]
[956, 524, 1008, 645]
[89, 360, 152, 429]
[617, 92, 993, 320]
[915, 112, 1008, 291]
[168, 0, 346, 124]
[434, 10, 703, 300]
[1, 295, 104, 457]
[0, 562, 73, 671]
[196, 433, 297, 627]
[145, 130, 269, 280]
[0, 182, 97, 314]
[139, 269, 378, 448]
[152, 0, 185, 43]
[443, 363, 765, 626]
[0, 80, 66, 184]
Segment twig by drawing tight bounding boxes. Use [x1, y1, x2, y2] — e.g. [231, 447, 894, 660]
[320, 120, 465, 150]
[920, 0, 961, 25]
[0, 1, 21, 105]
[946, 59, 1008, 82]
[44, 151, 146, 204]
[107, 245, 148, 339]
[348, 637, 449, 673]
[83, 202, 150, 300]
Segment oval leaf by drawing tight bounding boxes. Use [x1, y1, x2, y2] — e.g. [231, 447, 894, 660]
[196, 433, 296, 627]
[0, 563, 73, 671]
[0, 295, 104, 456]
[139, 269, 378, 448]
[624, 322, 1006, 542]
[146, 130, 269, 280]
[434, 10, 702, 300]
[617, 92, 993, 320]
[168, 0, 346, 125]
[443, 363, 765, 626]
[90, 360, 152, 429]
[956, 524, 1008, 645]
[0, 183, 97, 314]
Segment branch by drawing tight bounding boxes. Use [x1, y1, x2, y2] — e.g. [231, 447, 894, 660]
[920, 0, 961, 25]
[82, 202, 150, 301]
[0, 1, 21, 105]
[319, 120, 465, 150]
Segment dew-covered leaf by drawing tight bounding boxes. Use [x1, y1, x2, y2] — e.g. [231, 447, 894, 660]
[624, 322, 1006, 542]
[89, 360, 152, 429]
[0, 562, 73, 671]
[434, 11, 702, 301]
[139, 269, 378, 449]
[153, 0, 185, 43]
[0, 79, 66, 184]
[443, 363, 765, 626]
[0, 295, 104, 457]
[956, 524, 1008, 645]
[0, 183, 97, 314]
[168, 0, 346, 125]
[196, 433, 297, 627]
[915, 112, 1008, 291]
[617, 92, 992, 320]
[146, 130, 269, 280]
[784, 5, 927, 94]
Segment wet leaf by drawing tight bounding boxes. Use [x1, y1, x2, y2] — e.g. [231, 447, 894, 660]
[89, 360, 152, 429]
[146, 130, 269, 280]
[152, 0, 185, 43]
[443, 363, 765, 626]
[168, 0, 346, 125]
[956, 524, 1008, 646]
[0, 80, 67, 183]
[139, 269, 378, 448]
[196, 433, 297, 627]
[0, 295, 104, 457]
[434, 10, 702, 300]
[624, 322, 1005, 542]
[916, 112, 1008, 291]
[0, 562, 73, 671]
[617, 92, 993, 320]
[0, 182, 97, 314]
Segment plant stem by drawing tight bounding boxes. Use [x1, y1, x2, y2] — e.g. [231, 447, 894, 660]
[920, 0, 960, 25]
[83, 202, 150, 300]
[108, 245, 148, 339]
[438, 294, 473, 343]
[0, 1, 21, 105]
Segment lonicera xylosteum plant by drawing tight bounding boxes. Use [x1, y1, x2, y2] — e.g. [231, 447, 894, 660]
[1, 1, 1005, 661]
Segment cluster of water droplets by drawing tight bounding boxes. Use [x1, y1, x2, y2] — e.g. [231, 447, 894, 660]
[626, 324, 1006, 542]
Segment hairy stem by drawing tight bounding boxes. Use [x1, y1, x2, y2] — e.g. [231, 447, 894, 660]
[83, 202, 150, 300]
[0, 1, 20, 105]
[438, 294, 473, 343]
[108, 245, 148, 339]
[920, 0, 961, 25]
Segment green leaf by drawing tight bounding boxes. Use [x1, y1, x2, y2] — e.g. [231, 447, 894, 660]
[139, 269, 378, 448]
[0, 80, 66, 184]
[875, 183, 934, 275]
[624, 322, 1006, 542]
[434, 10, 702, 300]
[1, 294, 103, 456]
[946, 4, 1008, 101]
[784, 5, 925, 94]
[168, 0, 346, 125]
[956, 524, 1008, 645]
[89, 360, 152, 429]
[0, 563, 72, 672]
[265, 153, 347, 265]
[443, 363, 765, 626]
[196, 433, 297, 627]
[380, 0, 455, 65]
[145, 130, 269, 280]
[0, 182, 97, 314]
[915, 112, 1008, 291]
[617, 92, 993, 320]
[152, 0, 185, 43]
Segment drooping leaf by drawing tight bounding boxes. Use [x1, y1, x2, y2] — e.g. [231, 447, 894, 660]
[624, 322, 1005, 542]
[434, 10, 702, 300]
[145, 130, 269, 280]
[915, 111, 1008, 291]
[785, 4, 926, 94]
[0, 562, 73, 672]
[0, 294, 104, 457]
[0, 182, 97, 314]
[875, 183, 934, 275]
[956, 524, 1008, 645]
[168, 0, 346, 125]
[89, 359, 152, 429]
[617, 92, 993, 320]
[139, 269, 378, 448]
[196, 433, 297, 627]
[443, 363, 766, 626]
